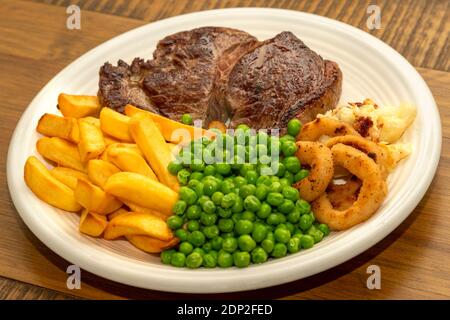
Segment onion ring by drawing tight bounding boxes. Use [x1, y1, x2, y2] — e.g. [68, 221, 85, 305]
[312, 143, 387, 230]
[325, 135, 390, 178]
[327, 176, 362, 211]
[293, 141, 334, 202]
[298, 117, 361, 141]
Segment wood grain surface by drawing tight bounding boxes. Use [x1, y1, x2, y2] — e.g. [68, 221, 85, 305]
[0, 0, 449, 299]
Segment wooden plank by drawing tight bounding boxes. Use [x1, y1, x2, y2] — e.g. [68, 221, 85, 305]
[27, 0, 450, 72]
[0, 0, 449, 299]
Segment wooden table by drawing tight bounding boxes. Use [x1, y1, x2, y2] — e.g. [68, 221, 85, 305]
[0, 0, 449, 300]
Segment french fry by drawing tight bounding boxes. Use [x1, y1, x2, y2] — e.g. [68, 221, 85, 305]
[103, 134, 122, 146]
[126, 235, 179, 253]
[108, 207, 129, 221]
[87, 159, 121, 188]
[58, 94, 101, 118]
[129, 113, 179, 190]
[104, 212, 173, 241]
[100, 143, 143, 162]
[74, 179, 122, 214]
[121, 200, 169, 220]
[125, 104, 215, 143]
[78, 118, 106, 162]
[37, 113, 79, 143]
[50, 167, 89, 190]
[104, 172, 177, 215]
[36, 137, 85, 172]
[24, 156, 81, 212]
[107, 147, 157, 180]
[81, 116, 100, 127]
[99, 108, 133, 142]
[79, 209, 108, 237]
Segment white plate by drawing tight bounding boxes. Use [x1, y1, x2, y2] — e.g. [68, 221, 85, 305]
[7, 8, 441, 293]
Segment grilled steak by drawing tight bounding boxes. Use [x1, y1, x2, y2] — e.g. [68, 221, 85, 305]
[226, 31, 342, 130]
[98, 28, 342, 131]
[99, 27, 258, 121]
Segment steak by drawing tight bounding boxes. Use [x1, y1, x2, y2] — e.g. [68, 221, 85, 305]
[226, 31, 342, 130]
[99, 27, 258, 121]
[98, 28, 342, 131]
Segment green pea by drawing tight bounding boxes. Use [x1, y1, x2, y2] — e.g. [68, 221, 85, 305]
[170, 252, 186, 267]
[202, 241, 212, 253]
[168, 161, 183, 175]
[220, 180, 235, 194]
[285, 222, 295, 234]
[257, 203, 272, 219]
[307, 226, 324, 243]
[256, 175, 272, 186]
[236, 124, 250, 132]
[269, 138, 281, 155]
[279, 178, 290, 189]
[193, 248, 206, 256]
[161, 249, 176, 265]
[231, 197, 244, 213]
[267, 213, 281, 226]
[270, 176, 280, 183]
[193, 181, 205, 197]
[296, 199, 312, 215]
[287, 119, 302, 137]
[240, 211, 256, 221]
[252, 224, 268, 243]
[222, 237, 238, 253]
[186, 205, 201, 220]
[239, 163, 255, 176]
[280, 134, 295, 144]
[261, 239, 274, 253]
[218, 250, 234, 267]
[284, 171, 294, 185]
[269, 181, 282, 193]
[221, 232, 234, 239]
[278, 199, 295, 214]
[203, 179, 219, 196]
[214, 163, 230, 176]
[177, 169, 190, 185]
[221, 193, 237, 208]
[287, 237, 300, 253]
[190, 162, 205, 172]
[217, 207, 232, 218]
[203, 164, 216, 176]
[255, 184, 269, 201]
[240, 184, 256, 198]
[200, 212, 217, 226]
[210, 236, 223, 251]
[233, 251, 251, 268]
[245, 170, 259, 185]
[202, 200, 216, 214]
[185, 252, 203, 268]
[203, 225, 220, 239]
[294, 169, 309, 182]
[167, 215, 184, 230]
[179, 186, 198, 205]
[276, 212, 287, 224]
[300, 234, 315, 249]
[211, 191, 224, 206]
[267, 192, 284, 206]
[244, 195, 262, 212]
[187, 220, 200, 232]
[235, 219, 254, 235]
[271, 243, 287, 258]
[251, 247, 268, 264]
[203, 253, 217, 268]
[173, 200, 187, 215]
[318, 223, 330, 237]
[287, 208, 301, 224]
[175, 229, 189, 242]
[274, 228, 291, 244]
[281, 140, 298, 157]
[188, 179, 200, 189]
[181, 114, 193, 125]
[282, 186, 300, 201]
[189, 172, 204, 181]
[283, 156, 301, 173]
[196, 195, 209, 207]
[231, 213, 242, 224]
[179, 241, 194, 255]
[233, 176, 247, 188]
[218, 218, 234, 233]
[237, 234, 256, 252]
[188, 230, 205, 247]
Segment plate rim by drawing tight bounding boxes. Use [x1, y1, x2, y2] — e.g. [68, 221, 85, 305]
[6, 7, 442, 293]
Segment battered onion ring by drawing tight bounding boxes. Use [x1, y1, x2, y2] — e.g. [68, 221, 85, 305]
[327, 176, 362, 211]
[298, 117, 361, 141]
[293, 141, 334, 202]
[325, 135, 390, 178]
[312, 143, 387, 231]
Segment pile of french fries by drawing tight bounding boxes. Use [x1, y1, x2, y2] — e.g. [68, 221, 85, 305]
[24, 94, 212, 254]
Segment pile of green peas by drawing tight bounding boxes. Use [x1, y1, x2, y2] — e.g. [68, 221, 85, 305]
[162, 116, 330, 268]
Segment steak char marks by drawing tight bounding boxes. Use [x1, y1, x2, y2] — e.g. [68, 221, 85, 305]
[98, 28, 342, 130]
[226, 31, 342, 130]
